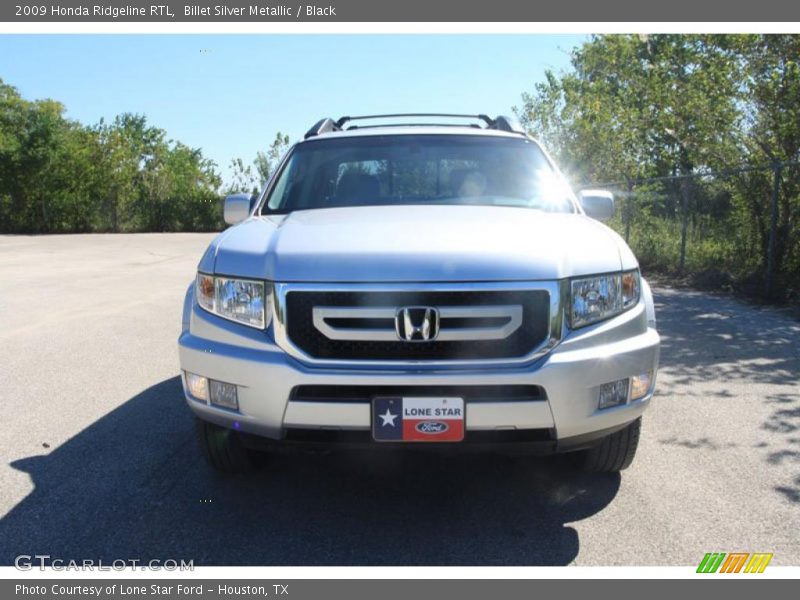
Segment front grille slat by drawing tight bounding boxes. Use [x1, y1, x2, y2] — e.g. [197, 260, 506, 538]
[285, 290, 549, 361]
[291, 384, 547, 403]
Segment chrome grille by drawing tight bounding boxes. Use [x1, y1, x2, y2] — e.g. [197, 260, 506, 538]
[276, 286, 554, 362]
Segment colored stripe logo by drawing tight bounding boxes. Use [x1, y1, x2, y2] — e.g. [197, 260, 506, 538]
[697, 552, 773, 573]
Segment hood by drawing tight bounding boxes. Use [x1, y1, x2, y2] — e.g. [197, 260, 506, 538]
[206, 205, 632, 282]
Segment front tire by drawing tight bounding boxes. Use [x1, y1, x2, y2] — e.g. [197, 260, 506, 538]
[195, 418, 254, 473]
[576, 418, 641, 473]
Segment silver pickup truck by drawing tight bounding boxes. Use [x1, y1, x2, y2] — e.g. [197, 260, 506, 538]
[178, 114, 660, 473]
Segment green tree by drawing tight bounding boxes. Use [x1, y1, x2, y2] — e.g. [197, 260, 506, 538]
[516, 34, 800, 300]
[516, 35, 741, 184]
[0, 80, 227, 234]
[0, 80, 74, 232]
[731, 35, 800, 287]
[0, 76, 287, 236]
[229, 132, 291, 195]
[227, 157, 259, 196]
[254, 131, 290, 187]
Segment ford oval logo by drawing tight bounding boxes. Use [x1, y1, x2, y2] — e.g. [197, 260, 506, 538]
[415, 421, 449, 434]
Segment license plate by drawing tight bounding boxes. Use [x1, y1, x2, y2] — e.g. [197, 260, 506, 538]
[372, 397, 465, 442]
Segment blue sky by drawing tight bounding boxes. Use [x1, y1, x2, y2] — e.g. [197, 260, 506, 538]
[0, 35, 585, 182]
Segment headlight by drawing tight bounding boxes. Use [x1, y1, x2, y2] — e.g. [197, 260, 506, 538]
[570, 269, 640, 328]
[195, 272, 270, 329]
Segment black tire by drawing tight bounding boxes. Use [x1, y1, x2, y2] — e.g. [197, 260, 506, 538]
[195, 418, 254, 474]
[576, 418, 642, 473]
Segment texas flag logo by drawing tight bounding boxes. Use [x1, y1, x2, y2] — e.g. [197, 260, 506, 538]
[372, 397, 465, 442]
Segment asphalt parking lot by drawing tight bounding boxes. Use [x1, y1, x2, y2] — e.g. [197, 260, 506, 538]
[0, 233, 798, 566]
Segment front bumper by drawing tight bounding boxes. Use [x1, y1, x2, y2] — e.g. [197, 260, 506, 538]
[178, 288, 660, 447]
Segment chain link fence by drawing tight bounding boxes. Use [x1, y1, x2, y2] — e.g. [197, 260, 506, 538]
[584, 161, 800, 303]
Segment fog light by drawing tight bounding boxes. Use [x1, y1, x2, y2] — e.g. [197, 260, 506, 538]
[210, 379, 238, 410]
[184, 371, 209, 402]
[630, 371, 653, 401]
[598, 378, 629, 409]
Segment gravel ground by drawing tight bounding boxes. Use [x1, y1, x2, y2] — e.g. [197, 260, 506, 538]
[0, 233, 797, 566]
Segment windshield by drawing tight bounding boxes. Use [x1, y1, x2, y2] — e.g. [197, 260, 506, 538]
[263, 134, 576, 213]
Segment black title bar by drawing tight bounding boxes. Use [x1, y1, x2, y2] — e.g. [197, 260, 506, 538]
[4, 0, 800, 22]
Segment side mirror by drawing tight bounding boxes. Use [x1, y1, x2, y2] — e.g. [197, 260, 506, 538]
[224, 193, 255, 225]
[578, 189, 615, 222]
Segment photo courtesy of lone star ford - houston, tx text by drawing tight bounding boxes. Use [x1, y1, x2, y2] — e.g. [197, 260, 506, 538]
[0, 0, 799, 597]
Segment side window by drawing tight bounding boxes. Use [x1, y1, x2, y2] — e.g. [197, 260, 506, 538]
[266, 153, 295, 210]
[391, 159, 436, 198]
[336, 160, 384, 180]
[334, 160, 387, 198]
[440, 159, 481, 197]
[386, 158, 483, 199]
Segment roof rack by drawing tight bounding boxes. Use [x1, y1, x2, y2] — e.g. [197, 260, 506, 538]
[335, 113, 494, 129]
[303, 113, 526, 139]
[304, 118, 340, 139]
[491, 115, 526, 134]
[347, 122, 485, 130]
